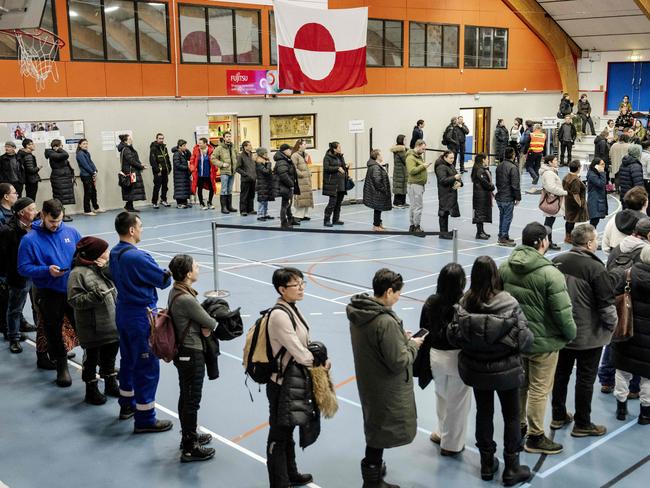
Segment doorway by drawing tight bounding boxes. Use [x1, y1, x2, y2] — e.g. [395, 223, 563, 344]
[459, 107, 491, 163]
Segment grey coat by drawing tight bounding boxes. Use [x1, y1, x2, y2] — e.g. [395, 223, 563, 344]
[168, 286, 217, 352]
[390, 145, 408, 195]
[67, 263, 119, 349]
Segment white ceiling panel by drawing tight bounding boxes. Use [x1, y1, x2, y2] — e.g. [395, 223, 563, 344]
[572, 34, 650, 52]
[558, 16, 650, 37]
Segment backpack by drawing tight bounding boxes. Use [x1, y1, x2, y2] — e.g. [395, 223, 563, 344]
[442, 126, 451, 146]
[607, 246, 643, 288]
[148, 292, 191, 363]
[243, 304, 296, 385]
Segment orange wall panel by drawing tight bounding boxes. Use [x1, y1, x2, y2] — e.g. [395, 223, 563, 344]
[141, 65, 176, 96]
[178, 64, 210, 96]
[105, 64, 143, 97]
[65, 62, 108, 97]
[0, 60, 26, 97]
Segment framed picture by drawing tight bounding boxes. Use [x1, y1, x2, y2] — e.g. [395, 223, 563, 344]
[269, 113, 316, 151]
[238, 116, 262, 150]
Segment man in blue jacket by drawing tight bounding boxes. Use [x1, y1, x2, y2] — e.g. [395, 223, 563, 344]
[17, 198, 81, 386]
[110, 212, 172, 433]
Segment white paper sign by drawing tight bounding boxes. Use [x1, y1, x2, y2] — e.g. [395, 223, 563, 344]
[542, 117, 557, 129]
[348, 120, 364, 133]
[101, 131, 116, 151]
[73, 121, 85, 134]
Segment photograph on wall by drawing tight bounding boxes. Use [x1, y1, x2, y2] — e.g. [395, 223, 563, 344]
[269, 114, 315, 151]
[2, 119, 85, 153]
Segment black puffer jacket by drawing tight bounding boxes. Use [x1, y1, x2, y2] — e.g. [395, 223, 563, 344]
[447, 291, 533, 391]
[618, 155, 644, 199]
[273, 151, 298, 198]
[471, 165, 494, 224]
[118, 142, 146, 202]
[149, 141, 171, 175]
[0, 152, 23, 184]
[558, 97, 574, 117]
[495, 159, 521, 203]
[277, 361, 320, 449]
[362, 159, 391, 212]
[18, 149, 40, 184]
[0, 216, 29, 287]
[172, 146, 192, 201]
[494, 125, 510, 161]
[255, 155, 275, 202]
[322, 151, 346, 197]
[44, 148, 75, 205]
[435, 157, 462, 217]
[594, 135, 610, 165]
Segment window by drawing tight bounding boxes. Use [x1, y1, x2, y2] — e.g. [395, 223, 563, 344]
[269, 114, 316, 151]
[179, 4, 261, 64]
[409, 22, 458, 68]
[68, 1, 170, 62]
[0, 0, 57, 59]
[366, 19, 402, 67]
[269, 11, 277, 65]
[464, 26, 508, 69]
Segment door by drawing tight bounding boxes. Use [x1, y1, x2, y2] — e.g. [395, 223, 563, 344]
[474, 107, 491, 157]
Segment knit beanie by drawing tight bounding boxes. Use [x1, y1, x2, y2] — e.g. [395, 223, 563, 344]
[256, 147, 268, 157]
[628, 145, 642, 159]
[12, 197, 34, 214]
[76, 236, 109, 262]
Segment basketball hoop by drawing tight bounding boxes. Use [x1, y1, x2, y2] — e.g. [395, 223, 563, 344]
[0, 28, 64, 92]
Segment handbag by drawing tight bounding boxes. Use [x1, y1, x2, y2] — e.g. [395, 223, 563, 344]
[117, 149, 133, 188]
[613, 268, 634, 342]
[345, 176, 355, 191]
[538, 189, 561, 215]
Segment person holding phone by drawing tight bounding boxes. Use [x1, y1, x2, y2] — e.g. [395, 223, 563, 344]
[348, 268, 423, 488]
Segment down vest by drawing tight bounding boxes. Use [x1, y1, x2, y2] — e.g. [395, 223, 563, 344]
[362, 159, 392, 211]
[44, 148, 75, 205]
[447, 291, 533, 391]
[118, 142, 146, 202]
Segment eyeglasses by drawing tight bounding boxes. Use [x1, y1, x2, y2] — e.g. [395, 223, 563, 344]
[285, 281, 306, 289]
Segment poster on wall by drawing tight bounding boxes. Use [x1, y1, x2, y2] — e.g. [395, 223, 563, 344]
[226, 69, 293, 95]
[269, 114, 316, 150]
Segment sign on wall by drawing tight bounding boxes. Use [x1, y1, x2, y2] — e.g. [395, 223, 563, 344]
[226, 70, 292, 95]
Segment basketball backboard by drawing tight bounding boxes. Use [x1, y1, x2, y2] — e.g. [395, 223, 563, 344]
[0, 0, 47, 30]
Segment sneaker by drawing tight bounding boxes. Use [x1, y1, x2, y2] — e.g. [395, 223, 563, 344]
[119, 404, 136, 420]
[9, 341, 23, 353]
[429, 432, 441, 444]
[201, 205, 208, 211]
[62, 215, 73, 222]
[524, 434, 563, 455]
[178, 204, 188, 209]
[257, 216, 266, 221]
[550, 413, 573, 430]
[181, 444, 215, 463]
[209, 205, 215, 210]
[498, 237, 516, 247]
[161, 201, 171, 207]
[571, 423, 607, 437]
[152, 204, 160, 209]
[95, 208, 106, 213]
[549, 243, 561, 251]
[84, 211, 97, 216]
[601, 384, 614, 394]
[134, 419, 173, 434]
[265, 215, 275, 220]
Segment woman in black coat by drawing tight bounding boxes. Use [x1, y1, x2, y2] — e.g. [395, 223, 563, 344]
[435, 151, 463, 239]
[44, 139, 75, 221]
[362, 149, 391, 231]
[172, 140, 192, 208]
[494, 119, 510, 163]
[274, 144, 299, 229]
[322, 142, 348, 227]
[447, 256, 533, 486]
[117, 133, 147, 212]
[255, 147, 275, 221]
[471, 153, 495, 240]
[586, 158, 608, 229]
[593, 129, 611, 179]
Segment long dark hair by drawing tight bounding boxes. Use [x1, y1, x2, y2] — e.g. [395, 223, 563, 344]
[464, 256, 502, 312]
[396, 134, 405, 146]
[436, 263, 466, 307]
[589, 157, 603, 173]
[76, 138, 87, 152]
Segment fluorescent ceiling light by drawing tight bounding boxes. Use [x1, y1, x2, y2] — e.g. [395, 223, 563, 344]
[104, 6, 119, 13]
[69, 10, 78, 17]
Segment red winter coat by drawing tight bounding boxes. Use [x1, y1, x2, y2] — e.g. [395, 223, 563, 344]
[189, 144, 219, 193]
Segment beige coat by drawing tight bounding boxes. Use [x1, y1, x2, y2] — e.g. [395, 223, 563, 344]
[609, 141, 630, 176]
[292, 151, 314, 208]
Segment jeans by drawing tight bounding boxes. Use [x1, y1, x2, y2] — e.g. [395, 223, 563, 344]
[197, 177, 213, 206]
[497, 200, 515, 239]
[152, 172, 169, 204]
[551, 347, 602, 427]
[544, 216, 556, 243]
[526, 152, 542, 182]
[239, 178, 256, 213]
[615, 371, 650, 407]
[324, 192, 345, 223]
[25, 182, 38, 200]
[174, 348, 206, 435]
[81, 175, 99, 213]
[258, 200, 269, 217]
[6, 281, 31, 342]
[36, 288, 76, 359]
[220, 174, 234, 195]
[373, 210, 382, 227]
[474, 387, 521, 454]
[598, 344, 640, 392]
[520, 352, 559, 436]
[454, 148, 466, 171]
[408, 183, 425, 227]
[560, 141, 573, 165]
[82, 341, 119, 383]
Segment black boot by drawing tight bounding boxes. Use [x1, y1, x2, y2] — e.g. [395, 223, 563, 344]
[220, 195, 230, 214]
[475, 223, 490, 240]
[181, 432, 215, 463]
[479, 449, 499, 481]
[179, 431, 213, 450]
[333, 209, 344, 225]
[502, 452, 531, 486]
[56, 357, 72, 387]
[286, 440, 313, 486]
[226, 194, 237, 212]
[616, 400, 628, 421]
[85, 380, 107, 405]
[439, 216, 453, 240]
[639, 405, 650, 425]
[361, 459, 399, 488]
[37, 351, 56, 370]
[103, 373, 120, 398]
[267, 440, 289, 488]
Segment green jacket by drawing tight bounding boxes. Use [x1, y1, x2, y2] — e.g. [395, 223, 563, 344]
[347, 294, 418, 449]
[211, 142, 238, 176]
[499, 245, 576, 354]
[405, 149, 428, 185]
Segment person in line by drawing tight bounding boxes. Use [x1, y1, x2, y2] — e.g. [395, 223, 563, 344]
[443, 117, 459, 164]
[0, 141, 24, 196]
[255, 147, 275, 221]
[18, 138, 41, 201]
[44, 139, 75, 222]
[610, 134, 632, 186]
[212, 131, 238, 214]
[550, 224, 616, 437]
[110, 212, 172, 433]
[291, 139, 313, 222]
[602, 187, 648, 253]
[563, 160, 588, 243]
[508, 117, 523, 162]
[118, 134, 147, 213]
[348, 268, 423, 488]
[266, 267, 320, 487]
[409, 119, 424, 149]
[618, 145, 644, 207]
[18, 199, 81, 387]
[594, 129, 611, 180]
[0, 182, 18, 223]
[587, 158, 608, 230]
[67, 236, 120, 406]
[454, 116, 470, 173]
[167, 254, 218, 462]
[539, 155, 567, 250]
[149, 133, 172, 209]
[236, 140, 258, 217]
[189, 137, 216, 211]
[518, 120, 533, 176]
[274, 144, 300, 229]
[436, 150, 462, 240]
[322, 141, 348, 227]
[577, 94, 596, 135]
[447, 256, 533, 486]
[471, 153, 494, 240]
[494, 119, 510, 163]
[390, 135, 408, 208]
[526, 124, 546, 189]
[558, 93, 574, 118]
[495, 147, 520, 247]
[363, 149, 391, 232]
[420, 263, 471, 457]
[76, 139, 103, 216]
[405, 140, 430, 236]
[558, 115, 577, 167]
[171, 140, 192, 208]
[500, 222, 577, 454]
[1, 197, 37, 353]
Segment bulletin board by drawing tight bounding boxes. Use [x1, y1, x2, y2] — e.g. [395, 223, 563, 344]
[269, 114, 316, 151]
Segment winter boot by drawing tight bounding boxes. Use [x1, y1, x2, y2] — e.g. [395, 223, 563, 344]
[180, 432, 215, 463]
[475, 223, 490, 240]
[84, 380, 107, 405]
[616, 400, 628, 421]
[220, 195, 230, 214]
[103, 373, 120, 398]
[179, 431, 213, 450]
[502, 452, 531, 486]
[286, 440, 313, 486]
[267, 440, 290, 488]
[332, 208, 344, 225]
[638, 405, 650, 425]
[56, 357, 72, 387]
[361, 459, 399, 488]
[226, 194, 237, 212]
[479, 449, 499, 481]
[439, 216, 453, 239]
[37, 351, 57, 370]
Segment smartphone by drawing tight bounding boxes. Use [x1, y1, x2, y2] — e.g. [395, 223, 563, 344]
[411, 328, 430, 339]
[58, 267, 69, 272]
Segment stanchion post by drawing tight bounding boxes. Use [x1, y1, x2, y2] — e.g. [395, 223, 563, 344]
[205, 221, 230, 298]
[452, 229, 459, 263]
[354, 132, 359, 200]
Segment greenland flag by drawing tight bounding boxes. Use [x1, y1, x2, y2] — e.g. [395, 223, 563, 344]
[273, 0, 368, 93]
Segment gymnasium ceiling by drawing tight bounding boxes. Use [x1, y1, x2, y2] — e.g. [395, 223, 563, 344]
[536, 0, 650, 52]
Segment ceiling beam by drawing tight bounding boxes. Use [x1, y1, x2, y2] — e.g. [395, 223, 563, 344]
[501, 0, 581, 98]
[635, 0, 650, 19]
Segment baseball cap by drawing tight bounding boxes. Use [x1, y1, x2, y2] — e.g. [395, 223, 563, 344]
[522, 222, 552, 248]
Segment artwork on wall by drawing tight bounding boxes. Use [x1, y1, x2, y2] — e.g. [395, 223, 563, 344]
[269, 113, 316, 150]
[238, 116, 261, 150]
[1, 119, 85, 153]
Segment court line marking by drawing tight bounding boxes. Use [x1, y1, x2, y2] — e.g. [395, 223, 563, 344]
[599, 453, 650, 488]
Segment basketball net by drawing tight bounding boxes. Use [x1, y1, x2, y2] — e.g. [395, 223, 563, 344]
[0, 28, 64, 92]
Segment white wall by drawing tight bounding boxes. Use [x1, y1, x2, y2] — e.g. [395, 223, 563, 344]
[0, 91, 559, 213]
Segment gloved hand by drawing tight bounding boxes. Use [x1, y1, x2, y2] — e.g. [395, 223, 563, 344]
[308, 341, 328, 367]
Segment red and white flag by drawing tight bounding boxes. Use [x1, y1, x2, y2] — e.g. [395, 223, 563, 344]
[273, 0, 368, 93]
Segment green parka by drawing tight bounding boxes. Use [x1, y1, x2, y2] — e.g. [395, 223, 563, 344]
[499, 245, 577, 354]
[405, 149, 428, 186]
[347, 294, 419, 449]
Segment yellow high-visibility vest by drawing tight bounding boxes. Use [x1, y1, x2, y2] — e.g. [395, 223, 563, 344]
[529, 131, 546, 153]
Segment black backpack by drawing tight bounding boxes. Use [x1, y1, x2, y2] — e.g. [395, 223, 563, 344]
[607, 246, 643, 287]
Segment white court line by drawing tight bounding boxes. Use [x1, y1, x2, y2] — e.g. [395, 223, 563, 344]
[0, 480, 9, 488]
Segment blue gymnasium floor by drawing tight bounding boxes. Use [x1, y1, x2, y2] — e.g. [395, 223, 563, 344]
[2, 167, 649, 488]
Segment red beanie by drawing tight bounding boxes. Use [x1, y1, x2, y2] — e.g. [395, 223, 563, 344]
[76, 236, 109, 262]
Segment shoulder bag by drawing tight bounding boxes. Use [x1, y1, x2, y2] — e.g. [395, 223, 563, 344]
[613, 268, 634, 342]
[538, 189, 561, 215]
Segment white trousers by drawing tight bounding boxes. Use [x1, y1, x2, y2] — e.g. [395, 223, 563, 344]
[430, 349, 472, 451]
[615, 370, 650, 407]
